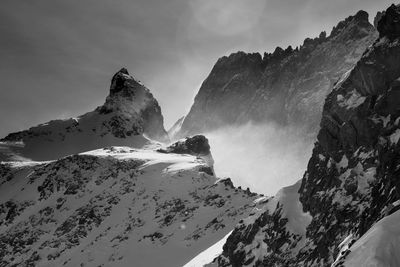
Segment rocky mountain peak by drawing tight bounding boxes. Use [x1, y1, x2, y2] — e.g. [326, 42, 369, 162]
[330, 10, 372, 38]
[101, 68, 155, 113]
[0, 68, 169, 160]
[354, 10, 369, 22]
[99, 68, 169, 142]
[109, 67, 142, 96]
[107, 68, 151, 105]
[374, 11, 384, 29]
[110, 67, 130, 94]
[212, 52, 263, 74]
[377, 4, 400, 39]
[175, 9, 377, 140]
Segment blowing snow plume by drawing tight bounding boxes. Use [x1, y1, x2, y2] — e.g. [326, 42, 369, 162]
[206, 122, 313, 196]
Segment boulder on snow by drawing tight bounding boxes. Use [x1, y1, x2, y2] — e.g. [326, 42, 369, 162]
[159, 135, 211, 156]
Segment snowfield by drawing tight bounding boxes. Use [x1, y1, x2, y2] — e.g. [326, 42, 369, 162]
[0, 145, 260, 267]
[339, 210, 400, 267]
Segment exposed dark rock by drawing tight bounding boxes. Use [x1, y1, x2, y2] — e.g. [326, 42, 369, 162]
[374, 11, 384, 29]
[175, 10, 377, 140]
[297, 5, 400, 264]
[377, 4, 400, 39]
[109, 67, 130, 95]
[99, 68, 169, 142]
[330, 10, 370, 38]
[159, 135, 211, 155]
[0, 148, 260, 266]
[214, 5, 400, 266]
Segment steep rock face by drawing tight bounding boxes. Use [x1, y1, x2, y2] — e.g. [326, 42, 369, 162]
[98, 68, 168, 141]
[0, 68, 169, 161]
[0, 138, 260, 267]
[211, 4, 400, 266]
[374, 11, 384, 29]
[299, 4, 400, 265]
[178, 52, 263, 137]
[175, 11, 377, 140]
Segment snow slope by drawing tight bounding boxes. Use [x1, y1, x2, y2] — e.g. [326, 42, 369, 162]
[0, 139, 260, 267]
[340, 210, 400, 267]
[0, 68, 168, 161]
[183, 231, 232, 267]
[212, 180, 312, 266]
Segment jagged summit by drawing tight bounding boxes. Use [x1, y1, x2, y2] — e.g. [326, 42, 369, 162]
[374, 11, 384, 29]
[209, 4, 400, 266]
[377, 4, 400, 39]
[101, 68, 158, 113]
[0, 68, 169, 161]
[330, 10, 370, 37]
[98, 68, 169, 142]
[109, 67, 131, 95]
[213, 52, 262, 71]
[174, 9, 377, 140]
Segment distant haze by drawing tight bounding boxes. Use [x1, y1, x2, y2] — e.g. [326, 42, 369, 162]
[0, 0, 395, 138]
[207, 123, 313, 195]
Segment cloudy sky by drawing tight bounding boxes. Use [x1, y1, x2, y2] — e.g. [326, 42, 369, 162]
[0, 0, 394, 137]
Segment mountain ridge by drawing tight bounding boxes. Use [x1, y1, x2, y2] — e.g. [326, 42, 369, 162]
[209, 4, 400, 266]
[173, 9, 378, 141]
[0, 136, 261, 267]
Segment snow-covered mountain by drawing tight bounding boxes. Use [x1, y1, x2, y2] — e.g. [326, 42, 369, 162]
[0, 135, 261, 267]
[2, 3, 400, 267]
[0, 68, 169, 161]
[208, 4, 400, 266]
[173, 10, 378, 140]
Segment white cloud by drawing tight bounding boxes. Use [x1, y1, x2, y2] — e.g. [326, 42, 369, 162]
[206, 122, 313, 195]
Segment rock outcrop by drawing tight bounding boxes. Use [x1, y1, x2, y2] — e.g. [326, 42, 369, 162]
[0, 139, 260, 267]
[0, 68, 169, 161]
[159, 135, 211, 156]
[210, 4, 400, 266]
[98, 68, 168, 141]
[374, 11, 384, 29]
[174, 10, 378, 140]
[377, 4, 400, 39]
